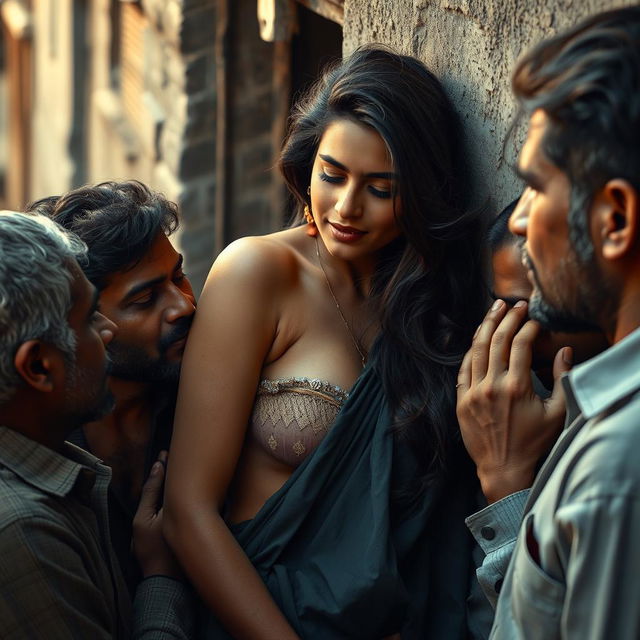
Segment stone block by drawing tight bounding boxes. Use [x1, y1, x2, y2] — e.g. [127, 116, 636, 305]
[172, 220, 216, 296]
[181, 255, 212, 297]
[182, 0, 215, 12]
[235, 137, 274, 181]
[177, 176, 215, 222]
[180, 6, 216, 54]
[179, 139, 216, 179]
[230, 197, 272, 239]
[231, 34, 273, 98]
[233, 91, 272, 143]
[185, 51, 215, 93]
[178, 220, 217, 289]
[180, 221, 217, 254]
[184, 92, 216, 140]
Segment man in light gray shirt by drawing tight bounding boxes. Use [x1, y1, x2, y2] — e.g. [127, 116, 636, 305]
[456, 6, 640, 638]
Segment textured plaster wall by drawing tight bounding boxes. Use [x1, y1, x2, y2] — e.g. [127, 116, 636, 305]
[343, 0, 636, 215]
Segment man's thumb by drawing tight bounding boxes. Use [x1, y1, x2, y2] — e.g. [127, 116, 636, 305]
[137, 452, 167, 517]
[547, 346, 572, 418]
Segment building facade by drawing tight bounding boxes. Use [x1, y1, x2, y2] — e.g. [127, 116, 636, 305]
[0, 0, 631, 291]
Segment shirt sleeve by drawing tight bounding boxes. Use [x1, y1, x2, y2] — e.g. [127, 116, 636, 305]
[133, 576, 196, 639]
[556, 494, 640, 639]
[465, 489, 529, 609]
[0, 516, 118, 639]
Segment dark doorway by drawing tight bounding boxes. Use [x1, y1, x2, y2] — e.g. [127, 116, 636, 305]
[291, 4, 342, 104]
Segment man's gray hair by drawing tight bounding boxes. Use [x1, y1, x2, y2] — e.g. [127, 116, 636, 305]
[0, 211, 88, 404]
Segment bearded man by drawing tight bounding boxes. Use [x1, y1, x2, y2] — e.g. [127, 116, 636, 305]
[29, 181, 196, 591]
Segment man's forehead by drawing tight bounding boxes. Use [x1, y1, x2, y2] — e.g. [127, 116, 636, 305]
[518, 110, 549, 171]
[100, 234, 180, 295]
[68, 262, 96, 314]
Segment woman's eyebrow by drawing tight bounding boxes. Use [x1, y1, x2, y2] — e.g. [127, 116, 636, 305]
[319, 153, 347, 170]
[318, 154, 397, 179]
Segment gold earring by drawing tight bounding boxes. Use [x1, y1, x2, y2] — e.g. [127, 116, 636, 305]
[305, 186, 317, 237]
[304, 204, 318, 237]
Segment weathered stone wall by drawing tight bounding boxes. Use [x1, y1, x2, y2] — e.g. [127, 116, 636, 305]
[343, 0, 636, 215]
[21, 0, 279, 294]
[143, 0, 218, 292]
[226, 0, 279, 241]
[85, 0, 277, 293]
[87, 0, 218, 294]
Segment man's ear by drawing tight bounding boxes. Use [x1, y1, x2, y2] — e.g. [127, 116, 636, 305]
[13, 340, 60, 393]
[593, 179, 639, 261]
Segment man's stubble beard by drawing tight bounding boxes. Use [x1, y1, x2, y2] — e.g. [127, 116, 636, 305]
[107, 342, 182, 384]
[107, 315, 192, 384]
[64, 357, 115, 426]
[526, 246, 614, 334]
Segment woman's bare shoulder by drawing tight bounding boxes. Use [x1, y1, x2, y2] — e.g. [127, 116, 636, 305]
[206, 228, 308, 293]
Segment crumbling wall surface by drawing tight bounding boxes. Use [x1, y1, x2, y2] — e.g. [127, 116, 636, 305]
[343, 0, 636, 214]
[86, 0, 217, 294]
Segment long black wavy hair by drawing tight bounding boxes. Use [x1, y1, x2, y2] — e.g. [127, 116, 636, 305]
[279, 46, 487, 488]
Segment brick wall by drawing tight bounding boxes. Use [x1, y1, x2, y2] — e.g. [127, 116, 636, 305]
[18, 0, 320, 294]
[87, 0, 278, 294]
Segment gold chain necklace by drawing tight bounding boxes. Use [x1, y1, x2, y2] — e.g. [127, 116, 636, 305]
[315, 236, 367, 369]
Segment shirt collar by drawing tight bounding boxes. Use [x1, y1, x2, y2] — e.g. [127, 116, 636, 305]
[0, 426, 109, 498]
[563, 326, 640, 420]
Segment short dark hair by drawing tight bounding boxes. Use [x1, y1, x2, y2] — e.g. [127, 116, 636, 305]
[512, 6, 640, 259]
[487, 199, 519, 252]
[27, 181, 179, 289]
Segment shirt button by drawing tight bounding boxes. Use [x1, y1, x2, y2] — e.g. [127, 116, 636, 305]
[495, 578, 503, 593]
[480, 526, 496, 540]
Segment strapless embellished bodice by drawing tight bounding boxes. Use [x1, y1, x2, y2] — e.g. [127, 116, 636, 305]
[249, 377, 349, 467]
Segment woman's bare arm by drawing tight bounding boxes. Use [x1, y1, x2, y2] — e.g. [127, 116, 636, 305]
[164, 237, 299, 640]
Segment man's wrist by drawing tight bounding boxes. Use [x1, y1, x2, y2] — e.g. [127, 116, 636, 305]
[140, 560, 183, 580]
[478, 466, 535, 504]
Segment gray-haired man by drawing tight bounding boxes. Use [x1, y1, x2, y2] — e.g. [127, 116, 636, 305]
[0, 211, 193, 638]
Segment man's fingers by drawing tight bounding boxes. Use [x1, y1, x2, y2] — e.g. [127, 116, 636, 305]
[553, 345, 573, 380]
[486, 301, 530, 378]
[136, 451, 168, 520]
[504, 318, 540, 385]
[456, 348, 472, 398]
[546, 346, 572, 420]
[471, 300, 508, 385]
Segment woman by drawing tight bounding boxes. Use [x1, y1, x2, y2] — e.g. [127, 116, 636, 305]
[165, 46, 487, 639]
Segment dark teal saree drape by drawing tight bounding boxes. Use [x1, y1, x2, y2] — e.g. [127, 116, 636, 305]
[201, 363, 480, 639]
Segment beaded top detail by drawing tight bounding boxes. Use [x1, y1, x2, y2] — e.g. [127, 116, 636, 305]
[258, 377, 349, 403]
[249, 377, 349, 467]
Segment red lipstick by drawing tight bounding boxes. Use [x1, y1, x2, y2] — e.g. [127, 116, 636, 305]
[329, 222, 367, 243]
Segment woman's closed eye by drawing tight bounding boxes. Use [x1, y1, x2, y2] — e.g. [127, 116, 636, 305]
[318, 170, 344, 184]
[320, 170, 394, 199]
[368, 184, 393, 199]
